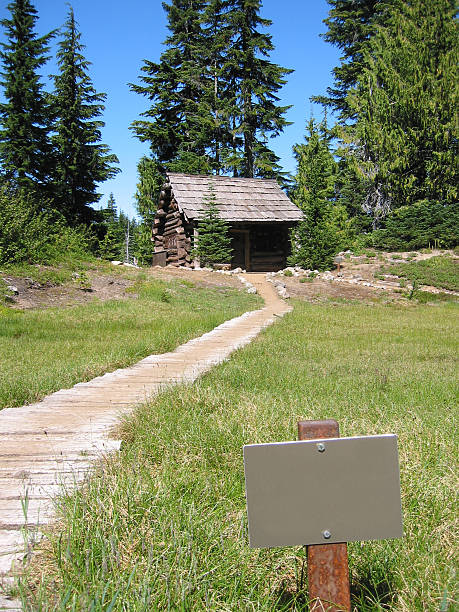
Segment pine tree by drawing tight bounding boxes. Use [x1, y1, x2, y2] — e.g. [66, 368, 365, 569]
[225, 0, 292, 179]
[0, 0, 54, 196]
[312, 0, 381, 122]
[130, 0, 291, 180]
[134, 156, 163, 265]
[342, 0, 458, 220]
[130, 0, 210, 175]
[289, 119, 340, 271]
[99, 193, 122, 260]
[52, 7, 119, 225]
[192, 182, 232, 266]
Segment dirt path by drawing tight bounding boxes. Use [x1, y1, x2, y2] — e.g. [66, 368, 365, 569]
[0, 274, 289, 610]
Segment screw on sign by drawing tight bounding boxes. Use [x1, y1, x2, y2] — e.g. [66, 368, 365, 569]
[243, 419, 403, 611]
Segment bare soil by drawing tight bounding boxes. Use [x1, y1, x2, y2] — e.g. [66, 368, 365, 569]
[278, 249, 458, 303]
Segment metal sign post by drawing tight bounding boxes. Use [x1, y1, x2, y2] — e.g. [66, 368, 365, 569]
[243, 420, 403, 612]
[298, 419, 351, 612]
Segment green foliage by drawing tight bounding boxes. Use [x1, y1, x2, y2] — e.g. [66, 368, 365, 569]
[51, 7, 119, 225]
[134, 156, 161, 223]
[316, 0, 458, 237]
[381, 255, 459, 292]
[0, 188, 92, 265]
[344, 0, 457, 218]
[408, 290, 457, 304]
[289, 119, 340, 271]
[99, 193, 123, 261]
[312, 0, 380, 122]
[192, 182, 232, 267]
[130, 0, 291, 180]
[370, 201, 459, 251]
[224, 0, 292, 179]
[133, 156, 164, 265]
[0, 0, 54, 197]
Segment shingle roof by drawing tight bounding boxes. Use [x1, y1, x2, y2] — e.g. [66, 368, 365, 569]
[167, 173, 302, 222]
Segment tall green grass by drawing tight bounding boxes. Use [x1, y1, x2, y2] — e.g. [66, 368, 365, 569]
[20, 301, 458, 610]
[0, 277, 260, 409]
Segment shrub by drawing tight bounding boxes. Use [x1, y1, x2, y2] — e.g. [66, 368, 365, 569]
[370, 201, 458, 251]
[0, 188, 93, 265]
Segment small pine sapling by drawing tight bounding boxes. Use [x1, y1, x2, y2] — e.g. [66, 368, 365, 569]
[192, 182, 232, 268]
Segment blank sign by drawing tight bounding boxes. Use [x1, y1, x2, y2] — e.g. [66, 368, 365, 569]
[243, 434, 403, 548]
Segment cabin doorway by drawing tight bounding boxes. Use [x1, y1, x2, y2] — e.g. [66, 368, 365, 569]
[230, 230, 250, 271]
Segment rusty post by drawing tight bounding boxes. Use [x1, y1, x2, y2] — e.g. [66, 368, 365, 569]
[298, 419, 351, 612]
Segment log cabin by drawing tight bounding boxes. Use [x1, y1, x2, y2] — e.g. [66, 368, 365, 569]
[152, 173, 303, 272]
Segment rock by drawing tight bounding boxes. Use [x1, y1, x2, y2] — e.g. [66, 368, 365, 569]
[277, 287, 290, 299]
[111, 260, 122, 266]
[274, 280, 286, 288]
[247, 287, 257, 294]
[6, 285, 18, 295]
[232, 267, 243, 274]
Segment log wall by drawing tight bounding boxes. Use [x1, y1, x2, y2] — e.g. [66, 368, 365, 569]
[152, 182, 193, 267]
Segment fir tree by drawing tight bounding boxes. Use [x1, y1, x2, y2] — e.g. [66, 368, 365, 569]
[289, 119, 340, 271]
[0, 0, 54, 196]
[192, 182, 232, 266]
[312, 0, 380, 122]
[134, 156, 163, 265]
[52, 7, 119, 225]
[130, 0, 291, 180]
[342, 0, 458, 220]
[130, 0, 210, 175]
[99, 193, 122, 260]
[225, 0, 292, 179]
[200, 0, 236, 174]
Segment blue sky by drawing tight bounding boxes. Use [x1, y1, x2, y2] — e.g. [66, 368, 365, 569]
[0, 0, 340, 218]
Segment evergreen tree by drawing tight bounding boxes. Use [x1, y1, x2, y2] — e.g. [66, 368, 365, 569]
[342, 0, 458, 221]
[130, 0, 210, 175]
[134, 156, 163, 265]
[192, 182, 232, 266]
[289, 119, 341, 271]
[200, 0, 236, 174]
[312, 0, 381, 122]
[99, 193, 122, 260]
[225, 0, 292, 179]
[130, 0, 291, 180]
[0, 0, 54, 196]
[52, 7, 119, 225]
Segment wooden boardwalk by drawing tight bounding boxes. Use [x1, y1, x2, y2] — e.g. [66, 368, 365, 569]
[0, 275, 290, 609]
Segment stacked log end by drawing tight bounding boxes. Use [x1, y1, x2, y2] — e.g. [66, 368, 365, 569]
[153, 183, 192, 267]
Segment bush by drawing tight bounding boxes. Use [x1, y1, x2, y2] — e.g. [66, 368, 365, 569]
[0, 188, 93, 265]
[370, 201, 458, 251]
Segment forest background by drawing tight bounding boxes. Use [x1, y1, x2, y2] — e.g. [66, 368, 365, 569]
[0, 0, 457, 270]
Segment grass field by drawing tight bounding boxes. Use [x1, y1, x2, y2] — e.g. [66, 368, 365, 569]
[0, 276, 260, 409]
[19, 300, 458, 611]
